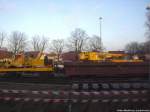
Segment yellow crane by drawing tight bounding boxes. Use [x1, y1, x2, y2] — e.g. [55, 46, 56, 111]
[0, 51, 53, 76]
[79, 51, 143, 62]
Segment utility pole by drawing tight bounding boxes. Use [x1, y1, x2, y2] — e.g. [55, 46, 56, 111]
[99, 17, 102, 39]
[99, 17, 103, 51]
[146, 4, 150, 84]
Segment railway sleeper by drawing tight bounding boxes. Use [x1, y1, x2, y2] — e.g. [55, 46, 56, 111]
[0, 97, 149, 103]
[71, 82, 150, 90]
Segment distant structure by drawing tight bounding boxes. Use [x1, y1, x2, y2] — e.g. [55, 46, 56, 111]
[0, 49, 13, 59]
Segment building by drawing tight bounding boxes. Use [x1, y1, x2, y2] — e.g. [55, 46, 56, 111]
[0, 49, 13, 59]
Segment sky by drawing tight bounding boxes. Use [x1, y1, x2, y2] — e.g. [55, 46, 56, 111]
[0, 0, 149, 50]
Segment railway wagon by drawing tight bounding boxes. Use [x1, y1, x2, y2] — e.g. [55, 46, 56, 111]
[64, 61, 149, 78]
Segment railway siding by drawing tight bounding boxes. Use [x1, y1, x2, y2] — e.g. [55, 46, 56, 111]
[0, 88, 149, 103]
[0, 82, 149, 112]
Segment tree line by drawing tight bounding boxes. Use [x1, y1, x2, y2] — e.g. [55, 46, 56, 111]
[0, 28, 103, 61]
[0, 26, 149, 60]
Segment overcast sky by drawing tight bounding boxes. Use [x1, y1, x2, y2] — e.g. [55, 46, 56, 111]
[0, 0, 149, 50]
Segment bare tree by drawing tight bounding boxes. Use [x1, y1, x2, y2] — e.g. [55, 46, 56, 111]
[67, 28, 88, 53]
[125, 41, 141, 55]
[51, 39, 64, 61]
[143, 40, 150, 54]
[88, 35, 104, 52]
[8, 31, 27, 55]
[125, 40, 150, 56]
[0, 32, 6, 48]
[31, 35, 48, 52]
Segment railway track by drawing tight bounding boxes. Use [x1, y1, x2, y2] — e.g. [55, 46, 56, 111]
[0, 81, 149, 112]
[0, 83, 149, 111]
[0, 76, 70, 85]
[0, 74, 148, 82]
[0, 82, 149, 103]
[0, 90, 149, 103]
[0, 73, 149, 111]
[0, 76, 149, 90]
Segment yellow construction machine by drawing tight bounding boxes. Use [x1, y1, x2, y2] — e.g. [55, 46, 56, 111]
[0, 51, 53, 76]
[79, 51, 143, 62]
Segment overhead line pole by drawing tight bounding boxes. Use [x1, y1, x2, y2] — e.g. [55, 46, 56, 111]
[99, 17, 103, 51]
[146, 4, 150, 84]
